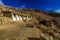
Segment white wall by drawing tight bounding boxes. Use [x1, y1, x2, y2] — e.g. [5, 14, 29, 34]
[15, 15, 20, 21]
[19, 16, 23, 21]
[12, 14, 16, 21]
[11, 14, 30, 21]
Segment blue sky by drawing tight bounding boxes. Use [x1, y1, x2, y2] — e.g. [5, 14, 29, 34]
[0, 0, 60, 12]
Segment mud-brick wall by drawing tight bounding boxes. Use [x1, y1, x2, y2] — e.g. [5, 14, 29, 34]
[0, 17, 12, 24]
[0, 13, 3, 16]
[3, 17, 12, 23]
[0, 17, 4, 24]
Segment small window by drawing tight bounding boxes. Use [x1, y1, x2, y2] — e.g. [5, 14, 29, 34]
[26, 23, 33, 27]
[3, 12, 11, 18]
[28, 37, 40, 40]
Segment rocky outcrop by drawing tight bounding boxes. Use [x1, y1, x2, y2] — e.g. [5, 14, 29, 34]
[0, 5, 60, 40]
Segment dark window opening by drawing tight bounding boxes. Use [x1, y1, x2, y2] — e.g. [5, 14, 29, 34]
[13, 14, 15, 17]
[26, 24, 33, 27]
[2, 12, 11, 18]
[28, 37, 40, 40]
[39, 20, 46, 26]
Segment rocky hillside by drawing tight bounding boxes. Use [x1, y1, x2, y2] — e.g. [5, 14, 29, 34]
[0, 5, 60, 40]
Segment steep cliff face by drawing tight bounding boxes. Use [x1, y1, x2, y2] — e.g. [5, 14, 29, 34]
[0, 5, 54, 23]
[0, 5, 60, 40]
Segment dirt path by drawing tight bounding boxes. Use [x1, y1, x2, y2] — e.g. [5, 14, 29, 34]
[0, 21, 25, 30]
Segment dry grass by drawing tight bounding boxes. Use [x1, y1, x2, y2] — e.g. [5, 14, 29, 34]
[0, 20, 60, 40]
[0, 5, 60, 40]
